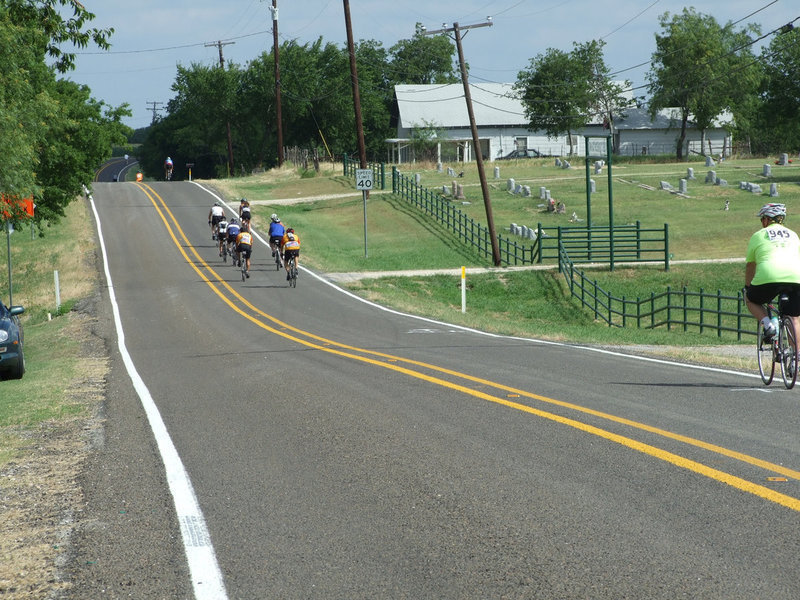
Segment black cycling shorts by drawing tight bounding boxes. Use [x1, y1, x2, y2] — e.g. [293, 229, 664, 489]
[745, 282, 800, 316]
[283, 249, 299, 261]
[238, 244, 252, 259]
[211, 215, 223, 226]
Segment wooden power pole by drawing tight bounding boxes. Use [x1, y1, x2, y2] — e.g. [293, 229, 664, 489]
[206, 40, 235, 176]
[271, 1, 284, 167]
[423, 19, 500, 266]
[342, 0, 367, 169]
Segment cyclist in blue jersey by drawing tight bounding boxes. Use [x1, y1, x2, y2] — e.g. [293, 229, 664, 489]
[226, 218, 242, 266]
[268, 213, 285, 258]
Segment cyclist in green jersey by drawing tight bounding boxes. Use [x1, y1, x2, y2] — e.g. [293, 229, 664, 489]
[744, 203, 800, 340]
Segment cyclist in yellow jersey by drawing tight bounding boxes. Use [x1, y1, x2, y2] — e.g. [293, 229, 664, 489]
[236, 228, 253, 278]
[281, 228, 300, 281]
[744, 203, 800, 340]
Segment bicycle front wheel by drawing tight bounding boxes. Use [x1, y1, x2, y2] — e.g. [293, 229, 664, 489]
[780, 317, 798, 389]
[757, 323, 775, 385]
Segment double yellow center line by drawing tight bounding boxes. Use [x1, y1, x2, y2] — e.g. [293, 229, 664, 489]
[136, 182, 800, 513]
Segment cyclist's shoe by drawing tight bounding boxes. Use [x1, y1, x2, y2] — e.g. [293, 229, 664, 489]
[245, 271, 250, 278]
[286, 273, 290, 281]
[763, 323, 777, 342]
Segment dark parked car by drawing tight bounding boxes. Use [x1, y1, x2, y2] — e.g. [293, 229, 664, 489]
[498, 148, 544, 160]
[0, 301, 25, 380]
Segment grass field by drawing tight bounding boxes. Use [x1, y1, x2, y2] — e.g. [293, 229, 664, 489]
[205, 156, 800, 354]
[0, 199, 105, 464]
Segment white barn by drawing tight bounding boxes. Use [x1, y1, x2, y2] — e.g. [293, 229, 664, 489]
[387, 83, 732, 164]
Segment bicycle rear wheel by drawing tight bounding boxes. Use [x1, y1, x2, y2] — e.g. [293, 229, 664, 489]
[757, 323, 775, 385]
[780, 316, 798, 389]
[289, 258, 297, 287]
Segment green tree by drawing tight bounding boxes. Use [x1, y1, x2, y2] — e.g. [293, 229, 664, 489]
[0, 3, 129, 225]
[647, 8, 759, 159]
[515, 40, 613, 155]
[1, 0, 113, 73]
[0, 16, 52, 208]
[751, 26, 800, 153]
[389, 23, 459, 85]
[37, 80, 131, 222]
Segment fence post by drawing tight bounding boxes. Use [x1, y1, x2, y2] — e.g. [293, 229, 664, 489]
[557, 226, 563, 272]
[664, 223, 670, 271]
[622, 295, 626, 328]
[636, 220, 642, 260]
[392, 166, 397, 193]
[380, 162, 385, 190]
[667, 286, 672, 331]
[651, 292, 655, 328]
[717, 290, 723, 338]
[537, 224, 543, 264]
[683, 286, 688, 332]
[699, 287, 704, 334]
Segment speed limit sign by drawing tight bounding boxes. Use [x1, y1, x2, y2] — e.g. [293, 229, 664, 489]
[355, 169, 374, 191]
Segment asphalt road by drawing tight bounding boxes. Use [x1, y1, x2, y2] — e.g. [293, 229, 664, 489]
[70, 180, 800, 599]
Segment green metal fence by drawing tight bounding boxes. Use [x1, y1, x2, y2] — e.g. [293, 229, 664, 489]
[558, 241, 753, 340]
[390, 167, 669, 269]
[343, 155, 386, 190]
[535, 223, 670, 270]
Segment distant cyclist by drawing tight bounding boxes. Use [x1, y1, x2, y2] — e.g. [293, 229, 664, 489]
[239, 198, 251, 226]
[165, 156, 174, 181]
[208, 201, 224, 240]
[744, 203, 800, 341]
[281, 227, 300, 281]
[217, 215, 229, 257]
[236, 227, 253, 278]
[268, 213, 285, 259]
[226, 218, 241, 265]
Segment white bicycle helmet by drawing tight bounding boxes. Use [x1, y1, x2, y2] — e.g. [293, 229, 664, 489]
[271, 213, 279, 222]
[758, 203, 786, 220]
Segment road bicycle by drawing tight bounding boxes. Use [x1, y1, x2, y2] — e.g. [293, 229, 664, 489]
[273, 245, 282, 270]
[220, 238, 228, 263]
[241, 257, 248, 281]
[757, 293, 798, 389]
[287, 256, 297, 288]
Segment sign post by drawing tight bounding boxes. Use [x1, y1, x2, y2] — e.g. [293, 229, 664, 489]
[186, 163, 195, 182]
[355, 168, 373, 258]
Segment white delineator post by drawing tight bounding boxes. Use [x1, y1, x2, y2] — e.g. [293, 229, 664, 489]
[461, 266, 466, 313]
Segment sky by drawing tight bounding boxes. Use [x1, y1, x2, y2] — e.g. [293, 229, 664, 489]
[63, 0, 794, 131]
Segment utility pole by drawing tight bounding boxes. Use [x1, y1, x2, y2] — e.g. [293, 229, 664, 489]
[146, 100, 164, 124]
[206, 40, 235, 176]
[423, 19, 500, 266]
[271, 1, 284, 167]
[342, 0, 367, 169]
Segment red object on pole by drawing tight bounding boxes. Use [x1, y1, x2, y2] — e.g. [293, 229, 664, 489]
[2, 195, 34, 219]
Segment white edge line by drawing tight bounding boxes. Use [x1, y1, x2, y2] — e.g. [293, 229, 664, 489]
[191, 181, 760, 382]
[89, 190, 228, 600]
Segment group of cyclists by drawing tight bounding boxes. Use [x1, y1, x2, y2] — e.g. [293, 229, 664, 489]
[208, 198, 300, 281]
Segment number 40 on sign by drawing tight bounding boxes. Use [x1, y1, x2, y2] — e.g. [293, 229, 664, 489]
[355, 169, 373, 191]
